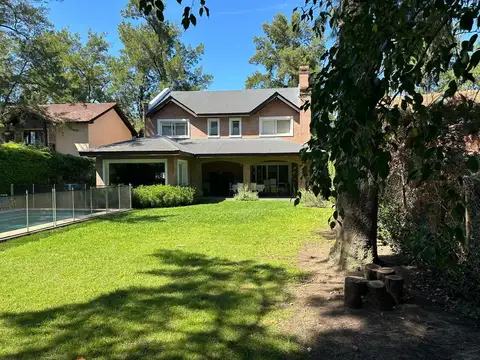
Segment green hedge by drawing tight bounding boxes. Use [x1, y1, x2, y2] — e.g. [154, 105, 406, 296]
[0, 142, 94, 194]
[132, 184, 196, 208]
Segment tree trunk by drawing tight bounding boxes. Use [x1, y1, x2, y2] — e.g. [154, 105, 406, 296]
[368, 280, 392, 311]
[384, 275, 404, 305]
[330, 181, 379, 270]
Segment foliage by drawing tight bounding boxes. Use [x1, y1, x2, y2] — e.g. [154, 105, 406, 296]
[0, 142, 94, 194]
[246, 12, 325, 89]
[292, 0, 480, 267]
[0, 201, 329, 358]
[108, 2, 212, 123]
[233, 185, 259, 201]
[298, 189, 327, 208]
[132, 184, 196, 208]
[138, 0, 210, 30]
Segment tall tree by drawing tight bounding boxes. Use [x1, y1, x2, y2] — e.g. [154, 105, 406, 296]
[108, 1, 212, 123]
[246, 12, 324, 89]
[296, 0, 480, 269]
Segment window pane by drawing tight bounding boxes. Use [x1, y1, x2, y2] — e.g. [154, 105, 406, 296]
[277, 119, 291, 134]
[279, 165, 289, 183]
[209, 121, 218, 136]
[261, 120, 275, 135]
[161, 123, 172, 136]
[174, 122, 187, 136]
[231, 120, 240, 136]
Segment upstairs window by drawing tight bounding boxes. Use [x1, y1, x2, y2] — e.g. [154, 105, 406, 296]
[259, 116, 293, 137]
[208, 118, 220, 137]
[229, 118, 242, 137]
[157, 119, 189, 138]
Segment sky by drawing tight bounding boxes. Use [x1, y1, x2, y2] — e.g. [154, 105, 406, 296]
[47, 0, 303, 91]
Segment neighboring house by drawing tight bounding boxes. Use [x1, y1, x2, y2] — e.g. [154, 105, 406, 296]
[5, 103, 136, 156]
[80, 67, 311, 196]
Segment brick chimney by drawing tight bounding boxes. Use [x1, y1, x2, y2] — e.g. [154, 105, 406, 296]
[299, 65, 309, 91]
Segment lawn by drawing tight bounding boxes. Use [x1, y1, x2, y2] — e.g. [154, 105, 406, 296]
[0, 201, 330, 359]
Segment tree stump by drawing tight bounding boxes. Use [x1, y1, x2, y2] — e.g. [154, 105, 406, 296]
[376, 267, 395, 281]
[364, 263, 381, 280]
[385, 275, 404, 305]
[344, 276, 368, 309]
[368, 280, 392, 310]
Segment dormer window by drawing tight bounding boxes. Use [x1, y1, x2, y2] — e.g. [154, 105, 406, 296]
[259, 116, 293, 137]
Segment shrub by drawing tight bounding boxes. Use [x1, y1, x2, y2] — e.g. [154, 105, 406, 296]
[132, 184, 196, 208]
[0, 142, 94, 194]
[299, 189, 327, 208]
[234, 185, 259, 201]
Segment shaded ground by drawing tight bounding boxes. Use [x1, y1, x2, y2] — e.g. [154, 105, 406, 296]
[283, 235, 480, 360]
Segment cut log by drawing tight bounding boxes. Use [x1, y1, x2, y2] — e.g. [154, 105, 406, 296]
[385, 275, 404, 305]
[367, 280, 392, 310]
[344, 276, 368, 309]
[376, 267, 395, 281]
[364, 263, 381, 280]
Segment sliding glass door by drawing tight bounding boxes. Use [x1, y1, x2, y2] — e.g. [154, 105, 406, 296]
[250, 163, 291, 196]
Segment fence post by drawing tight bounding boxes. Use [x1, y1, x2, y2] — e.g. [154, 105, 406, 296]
[51, 188, 55, 227]
[129, 184, 132, 209]
[32, 184, 35, 209]
[26, 190, 29, 232]
[118, 185, 121, 210]
[72, 188, 75, 220]
[53, 188, 57, 227]
[105, 187, 109, 213]
[90, 187, 93, 215]
[10, 184, 13, 196]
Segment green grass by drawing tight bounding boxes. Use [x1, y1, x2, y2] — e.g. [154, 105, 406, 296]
[0, 201, 331, 359]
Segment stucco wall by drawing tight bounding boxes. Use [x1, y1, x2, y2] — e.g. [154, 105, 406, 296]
[88, 109, 132, 148]
[146, 99, 309, 144]
[55, 123, 89, 156]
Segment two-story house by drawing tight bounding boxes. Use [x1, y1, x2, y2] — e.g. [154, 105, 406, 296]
[80, 67, 311, 196]
[3, 103, 136, 156]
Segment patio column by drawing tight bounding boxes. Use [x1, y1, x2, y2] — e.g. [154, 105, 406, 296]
[242, 163, 251, 188]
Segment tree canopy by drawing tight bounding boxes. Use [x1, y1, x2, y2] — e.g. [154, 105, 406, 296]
[245, 12, 324, 89]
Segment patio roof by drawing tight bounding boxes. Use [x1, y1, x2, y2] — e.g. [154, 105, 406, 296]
[79, 136, 303, 157]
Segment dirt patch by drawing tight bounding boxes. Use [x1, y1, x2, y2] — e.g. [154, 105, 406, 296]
[282, 239, 480, 360]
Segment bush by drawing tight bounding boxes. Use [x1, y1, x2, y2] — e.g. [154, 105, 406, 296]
[132, 184, 196, 208]
[0, 142, 94, 194]
[234, 185, 259, 201]
[299, 189, 327, 207]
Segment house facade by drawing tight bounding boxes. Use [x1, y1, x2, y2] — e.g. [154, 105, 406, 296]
[5, 103, 136, 156]
[80, 67, 311, 197]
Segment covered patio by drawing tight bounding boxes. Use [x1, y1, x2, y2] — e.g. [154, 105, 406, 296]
[80, 137, 306, 196]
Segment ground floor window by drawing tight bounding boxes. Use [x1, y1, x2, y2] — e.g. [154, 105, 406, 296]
[24, 130, 45, 146]
[251, 163, 291, 196]
[177, 160, 188, 186]
[108, 162, 166, 187]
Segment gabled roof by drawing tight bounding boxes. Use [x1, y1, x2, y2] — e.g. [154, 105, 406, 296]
[79, 136, 303, 157]
[43, 103, 118, 122]
[42, 103, 137, 136]
[147, 87, 301, 116]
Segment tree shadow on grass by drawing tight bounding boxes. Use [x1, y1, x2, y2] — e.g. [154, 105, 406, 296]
[0, 249, 302, 359]
[101, 212, 176, 224]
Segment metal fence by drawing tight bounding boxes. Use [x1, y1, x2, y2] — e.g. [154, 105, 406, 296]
[0, 185, 132, 240]
[9, 183, 91, 196]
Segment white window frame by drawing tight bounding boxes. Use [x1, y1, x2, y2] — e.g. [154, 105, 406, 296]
[103, 159, 168, 186]
[207, 118, 220, 138]
[177, 159, 189, 186]
[157, 118, 190, 139]
[259, 116, 294, 137]
[229, 118, 242, 137]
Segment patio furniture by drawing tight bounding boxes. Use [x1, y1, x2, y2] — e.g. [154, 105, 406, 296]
[250, 183, 257, 191]
[257, 184, 265, 192]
